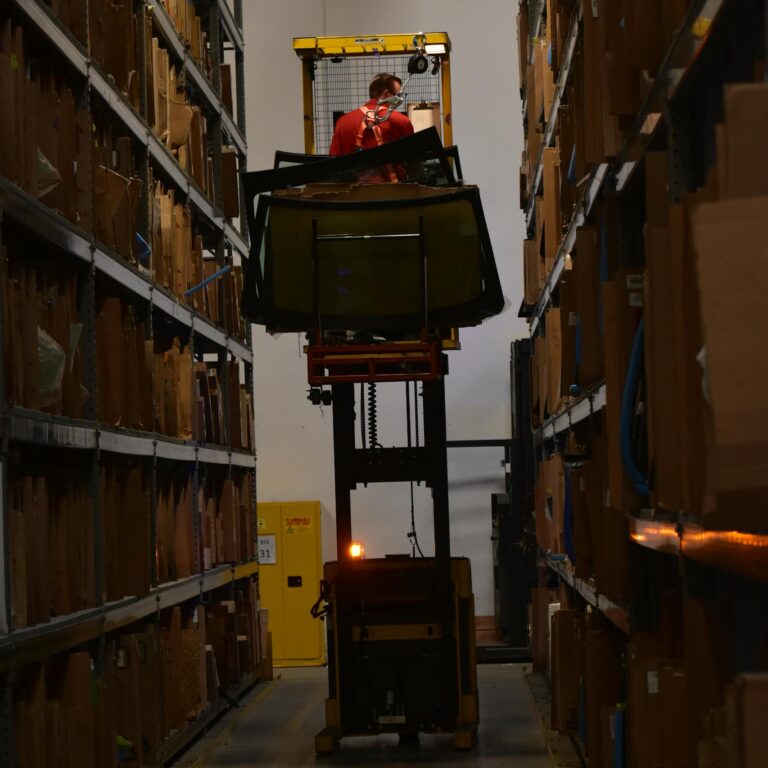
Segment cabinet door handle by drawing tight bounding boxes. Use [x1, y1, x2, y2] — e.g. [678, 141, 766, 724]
[287, 576, 303, 587]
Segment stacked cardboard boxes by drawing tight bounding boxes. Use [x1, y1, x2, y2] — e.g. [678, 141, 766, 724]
[9, 459, 96, 630]
[520, 4, 768, 768]
[13, 652, 105, 768]
[158, 0, 212, 77]
[0, 18, 92, 229]
[89, 0, 141, 110]
[2, 241, 85, 418]
[156, 469, 196, 584]
[148, 36, 212, 197]
[101, 459, 152, 603]
[201, 472, 256, 571]
[96, 296, 154, 430]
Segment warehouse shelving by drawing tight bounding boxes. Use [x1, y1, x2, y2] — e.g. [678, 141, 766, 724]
[6, 409, 256, 467]
[1, 560, 259, 672]
[0, 180, 252, 363]
[545, 555, 630, 635]
[155, 669, 261, 767]
[526, 0, 546, 65]
[11, 0, 88, 76]
[218, 0, 244, 51]
[0, 1, 260, 764]
[523, 3, 583, 227]
[534, 382, 606, 445]
[520, 1, 768, 765]
[528, 162, 608, 334]
[525, 0, 726, 335]
[630, 518, 768, 582]
[8, 0, 251, 258]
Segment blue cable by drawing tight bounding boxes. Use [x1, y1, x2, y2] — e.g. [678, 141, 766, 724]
[564, 467, 576, 563]
[620, 318, 650, 496]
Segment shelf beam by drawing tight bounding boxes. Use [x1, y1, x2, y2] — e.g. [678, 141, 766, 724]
[529, 163, 608, 335]
[0, 180, 92, 263]
[629, 517, 768, 582]
[11, 0, 88, 77]
[535, 382, 606, 445]
[525, 0, 727, 333]
[218, 0, 244, 51]
[545, 556, 630, 635]
[0, 561, 259, 671]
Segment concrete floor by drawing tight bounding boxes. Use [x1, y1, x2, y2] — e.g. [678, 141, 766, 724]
[178, 664, 553, 767]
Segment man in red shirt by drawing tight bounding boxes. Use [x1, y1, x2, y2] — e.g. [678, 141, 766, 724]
[329, 73, 415, 158]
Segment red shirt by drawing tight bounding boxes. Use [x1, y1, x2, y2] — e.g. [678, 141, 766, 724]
[329, 99, 414, 156]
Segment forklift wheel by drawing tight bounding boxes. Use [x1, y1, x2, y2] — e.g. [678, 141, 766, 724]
[314, 727, 340, 755]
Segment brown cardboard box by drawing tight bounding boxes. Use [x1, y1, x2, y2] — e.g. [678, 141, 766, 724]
[629, 659, 663, 766]
[559, 276, 578, 398]
[531, 588, 551, 672]
[550, 609, 584, 733]
[545, 307, 563, 415]
[584, 629, 622, 768]
[690, 197, 768, 527]
[572, 227, 603, 386]
[569, 464, 594, 579]
[538, 38, 555, 120]
[600, 707, 618, 768]
[602, 273, 643, 514]
[722, 84, 768, 198]
[220, 479, 238, 563]
[174, 474, 194, 579]
[526, 63, 541, 163]
[660, 666, 695, 767]
[222, 147, 240, 219]
[730, 675, 768, 768]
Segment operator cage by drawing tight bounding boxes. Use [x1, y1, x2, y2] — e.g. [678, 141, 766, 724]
[293, 33, 453, 155]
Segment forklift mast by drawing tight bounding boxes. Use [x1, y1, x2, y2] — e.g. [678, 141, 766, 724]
[239, 34, 507, 752]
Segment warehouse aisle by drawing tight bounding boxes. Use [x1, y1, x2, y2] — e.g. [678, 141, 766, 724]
[180, 664, 552, 767]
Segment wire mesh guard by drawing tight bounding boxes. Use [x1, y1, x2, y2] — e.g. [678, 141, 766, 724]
[313, 54, 443, 154]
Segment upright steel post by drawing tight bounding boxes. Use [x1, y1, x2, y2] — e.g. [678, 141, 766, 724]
[331, 383, 355, 559]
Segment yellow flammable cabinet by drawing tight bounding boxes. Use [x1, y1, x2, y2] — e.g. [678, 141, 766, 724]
[257, 501, 325, 667]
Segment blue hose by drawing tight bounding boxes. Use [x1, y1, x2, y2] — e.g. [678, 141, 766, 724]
[564, 467, 576, 563]
[620, 318, 650, 496]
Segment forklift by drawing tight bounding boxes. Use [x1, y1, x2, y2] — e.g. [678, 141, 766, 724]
[241, 33, 505, 752]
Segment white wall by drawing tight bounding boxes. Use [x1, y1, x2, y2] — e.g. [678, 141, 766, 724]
[243, 0, 527, 614]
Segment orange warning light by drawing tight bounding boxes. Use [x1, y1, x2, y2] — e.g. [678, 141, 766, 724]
[349, 541, 365, 559]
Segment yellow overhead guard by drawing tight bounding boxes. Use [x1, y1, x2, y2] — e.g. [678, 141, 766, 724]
[293, 32, 451, 58]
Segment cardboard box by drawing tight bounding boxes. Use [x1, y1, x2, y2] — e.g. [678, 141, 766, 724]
[602, 272, 643, 514]
[721, 85, 768, 198]
[545, 307, 562, 414]
[629, 659, 664, 767]
[690, 196, 768, 527]
[572, 227, 603, 387]
[222, 147, 240, 219]
[729, 675, 768, 768]
[550, 608, 584, 733]
[584, 629, 622, 768]
[569, 464, 594, 579]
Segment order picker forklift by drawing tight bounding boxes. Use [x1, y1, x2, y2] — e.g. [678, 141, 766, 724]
[241, 33, 504, 753]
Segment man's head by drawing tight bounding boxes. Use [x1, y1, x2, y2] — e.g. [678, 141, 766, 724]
[369, 73, 402, 100]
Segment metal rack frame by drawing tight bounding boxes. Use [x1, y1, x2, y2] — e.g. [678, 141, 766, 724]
[523, 0, 725, 335]
[0, 2, 257, 764]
